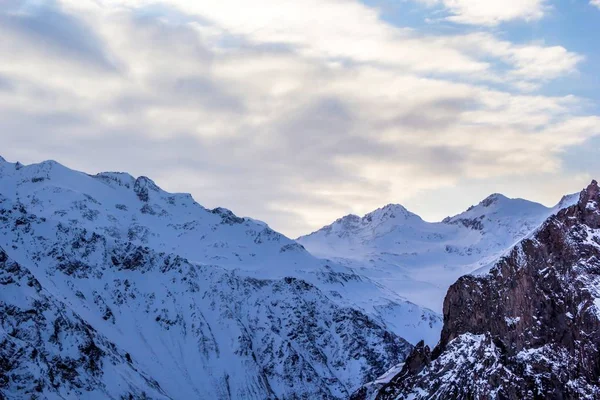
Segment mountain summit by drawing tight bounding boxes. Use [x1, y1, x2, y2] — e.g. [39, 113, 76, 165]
[0, 155, 593, 400]
[361, 180, 600, 399]
[298, 191, 574, 312]
[0, 157, 421, 399]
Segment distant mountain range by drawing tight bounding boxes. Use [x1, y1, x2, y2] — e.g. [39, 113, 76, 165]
[0, 155, 594, 399]
[298, 190, 577, 313]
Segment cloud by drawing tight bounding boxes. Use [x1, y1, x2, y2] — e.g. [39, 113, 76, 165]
[0, 0, 598, 237]
[591, 0, 600, 9]
[0, 74, 14, 91]
[0, 1, 118, 71]
[418, 0, 548, 26]
[445, 33, 583, 85]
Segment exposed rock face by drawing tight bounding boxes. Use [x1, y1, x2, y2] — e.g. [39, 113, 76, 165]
[368, 180, 600, 400]
[133, 176, 159, 202]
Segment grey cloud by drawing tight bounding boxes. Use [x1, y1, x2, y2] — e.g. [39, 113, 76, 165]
[32, 111, 91, 127]
[397, 112, 460, 131]
[270, 96, 473, 180]
[0, 1, 118, 71]
[0, 75, 14, 92]
[126, 12, 213, 62]
[170, 76, 245, 112]
[388, 96, 478, 131]
[109, 75, 246, 115]
[273, 97, 397, 166]
[278, 97, 354, 152]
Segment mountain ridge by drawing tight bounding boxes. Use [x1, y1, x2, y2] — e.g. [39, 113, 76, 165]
[301, 191, 571, 243]
[297, 182, 578, 313]
[359, 180, 600, 399]
[1, 154, 592, 399]
[0, 155, 437, 399]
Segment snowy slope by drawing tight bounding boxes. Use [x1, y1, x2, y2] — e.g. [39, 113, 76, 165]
[0, 156, 440, 399]
[0, 246, 169, 400]
[298, 193, 576, 312]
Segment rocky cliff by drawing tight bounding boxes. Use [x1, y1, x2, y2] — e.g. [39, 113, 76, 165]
[363, 180, 600, 400]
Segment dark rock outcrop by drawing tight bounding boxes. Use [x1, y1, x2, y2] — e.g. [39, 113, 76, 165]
[133, 176, 159, 202]
[371, 180, 600, 400]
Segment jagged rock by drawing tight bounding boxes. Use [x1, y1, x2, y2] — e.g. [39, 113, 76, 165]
[372, 181, 600, 400]
[133, 176, 159, 202]
[211, 207, 245, 224]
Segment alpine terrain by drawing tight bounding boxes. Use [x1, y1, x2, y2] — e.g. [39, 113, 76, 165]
[0, 156, 427, 399]
[353, 181, 600, 399]
[0, 154, 592, 399]
[298, 191, 577, 313]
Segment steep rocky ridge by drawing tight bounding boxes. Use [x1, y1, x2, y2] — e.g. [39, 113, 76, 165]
[363, 180, 600, 399]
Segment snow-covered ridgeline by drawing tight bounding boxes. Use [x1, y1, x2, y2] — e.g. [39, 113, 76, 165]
[0, 157, 436, 399]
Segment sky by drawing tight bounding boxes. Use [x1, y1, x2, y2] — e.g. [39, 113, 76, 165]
[1, 0, 600, 237]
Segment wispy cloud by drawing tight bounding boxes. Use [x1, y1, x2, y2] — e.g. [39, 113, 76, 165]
[416, 0, 548, 26]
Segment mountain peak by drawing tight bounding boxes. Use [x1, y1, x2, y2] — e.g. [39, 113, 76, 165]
[444, 192, 547, 232]
[382, 203, 410, 212]
[0, 155, 5, 163]
[369, 181, 600, 399]
[479, 193, 508, 207]
[335, 213, 361, 225]
[578, 179, 600, 223]
[38, 159, 60, 167]
[555, 192, 579, 211]
[133, 176, 160, 202]
[299, 204, 420, 241]
[580, 179, 599, 203]
[210, 207, 246, 225]
[94, 171, 136, 189]
[135, 175, 159, 188]
[364, 203, 419, 223]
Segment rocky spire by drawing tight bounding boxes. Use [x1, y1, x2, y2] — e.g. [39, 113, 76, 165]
[577, 180, 600, 226]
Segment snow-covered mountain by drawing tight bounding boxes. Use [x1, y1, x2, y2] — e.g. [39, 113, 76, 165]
[0, 246, 170, 399]
[0, 156, 440, 399]
[298, 191, 577, 312]
[359, 181, 600, 399]
[1, 155, 585, 399]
